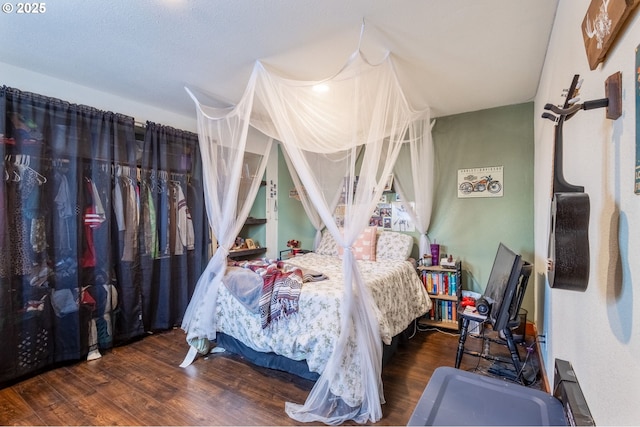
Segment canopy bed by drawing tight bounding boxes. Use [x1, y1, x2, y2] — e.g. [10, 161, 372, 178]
[180, 40, 435, 424]
[217, 230, 429, 400]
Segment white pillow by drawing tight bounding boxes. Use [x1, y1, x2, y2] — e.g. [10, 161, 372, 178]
[376, 232, 413, 261]
[315, 229, 339, 256]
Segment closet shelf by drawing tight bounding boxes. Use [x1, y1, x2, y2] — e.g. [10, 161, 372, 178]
[244, 217, 267, 225]
[228, 247, 267, 259]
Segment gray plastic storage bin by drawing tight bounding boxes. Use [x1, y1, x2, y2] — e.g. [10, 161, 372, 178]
[408, 367, 566, 426]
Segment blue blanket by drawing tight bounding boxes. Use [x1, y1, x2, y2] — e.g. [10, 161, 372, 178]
[224, 260, 305, 328]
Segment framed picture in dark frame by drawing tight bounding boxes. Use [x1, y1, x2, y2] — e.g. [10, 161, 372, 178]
[383, 174, 394, 192]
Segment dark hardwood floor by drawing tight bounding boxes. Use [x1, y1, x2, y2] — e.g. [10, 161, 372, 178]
[0, 325, 544, 426]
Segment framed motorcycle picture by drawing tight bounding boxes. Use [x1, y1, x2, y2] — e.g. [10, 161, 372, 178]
[457, 166, 504, 198]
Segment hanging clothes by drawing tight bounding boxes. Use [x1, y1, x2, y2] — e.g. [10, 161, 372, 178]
[112, 167, 144, 343]
[140, 179, 158, 258]
[80, 177, 106, 268]
[171, 180, 195, 255]
[155, 175, 171, 258]
[116, 172, 139, 263]
[8, 162, 39, 276]
[138, 122, 205, 331]
[0, 162, 10, 278]
[53, 169, 74, 255]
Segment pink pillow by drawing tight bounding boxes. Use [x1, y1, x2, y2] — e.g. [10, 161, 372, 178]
[338, 227, 377, 261]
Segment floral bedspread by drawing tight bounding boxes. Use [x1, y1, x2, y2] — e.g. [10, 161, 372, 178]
[216, 252, 431, 406]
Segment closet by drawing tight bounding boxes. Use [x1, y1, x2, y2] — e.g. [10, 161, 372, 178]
[0, 86, 208, 384]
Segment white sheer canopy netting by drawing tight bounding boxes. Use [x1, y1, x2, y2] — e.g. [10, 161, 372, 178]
[182, 50, 432, 425]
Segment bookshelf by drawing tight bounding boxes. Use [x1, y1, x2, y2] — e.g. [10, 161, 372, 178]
[417, 261, 462, 331]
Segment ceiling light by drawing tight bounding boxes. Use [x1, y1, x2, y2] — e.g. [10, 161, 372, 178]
[312, 84, 329, 93]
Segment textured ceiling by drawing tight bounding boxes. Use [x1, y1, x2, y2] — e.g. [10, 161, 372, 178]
[0, 0, 558, 119]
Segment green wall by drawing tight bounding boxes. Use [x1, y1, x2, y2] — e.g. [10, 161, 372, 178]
[429, 103, 534, 313]
[277, 145, 317, 252]
[274, 102, 535, 314]
[244, 183, 267, 247]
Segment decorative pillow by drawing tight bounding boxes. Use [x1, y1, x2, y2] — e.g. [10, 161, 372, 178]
[315, 229, 339, 257]
[338, 226, 377, 261]
[376, 231, 413, 261]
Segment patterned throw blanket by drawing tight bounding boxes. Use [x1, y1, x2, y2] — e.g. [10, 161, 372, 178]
[227, 259, 304, 329]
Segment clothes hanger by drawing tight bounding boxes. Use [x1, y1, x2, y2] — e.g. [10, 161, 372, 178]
[170, 172, 183, 186]
[11, 156, 26, 180]
[158, 170, 168, 193]
[19, 154, 47, 184]
[31, 167, 47, 184]
[22, 164, 47, 184]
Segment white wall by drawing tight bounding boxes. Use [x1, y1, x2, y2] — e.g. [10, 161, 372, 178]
[0, 61, 197, 132]
[265, 142, 279, 259]
[535, 1, 640, 425]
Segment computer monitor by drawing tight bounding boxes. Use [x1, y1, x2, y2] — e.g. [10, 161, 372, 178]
[483, 243, 524, 332]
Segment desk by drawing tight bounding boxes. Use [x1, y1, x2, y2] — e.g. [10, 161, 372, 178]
[455, 307, 535, 384]
[278, 248, 312, 260]
[408, 367, 566, 426]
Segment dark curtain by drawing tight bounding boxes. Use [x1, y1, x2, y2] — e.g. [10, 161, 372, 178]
[0, 86, 140, 382]
[0, 87, 207, 385]
[139, 122, 207, 331]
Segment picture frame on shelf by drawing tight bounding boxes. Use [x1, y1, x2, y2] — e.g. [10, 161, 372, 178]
[383, 174, 394, 192]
